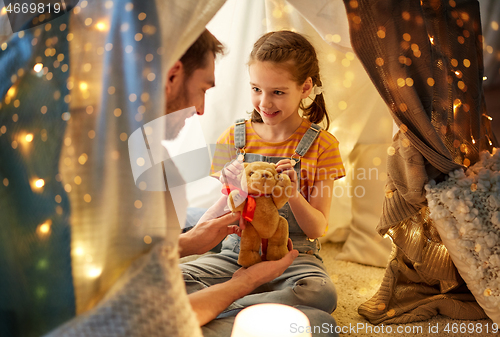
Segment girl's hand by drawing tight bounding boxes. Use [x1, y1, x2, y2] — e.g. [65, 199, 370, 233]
[220, 159, 245, 188]
[275, 159, 299, 199]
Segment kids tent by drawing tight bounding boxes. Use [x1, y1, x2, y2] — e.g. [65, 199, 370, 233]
[1, 0, 499, 335]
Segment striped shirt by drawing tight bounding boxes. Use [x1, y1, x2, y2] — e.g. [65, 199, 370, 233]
[211, 118, 345, 201]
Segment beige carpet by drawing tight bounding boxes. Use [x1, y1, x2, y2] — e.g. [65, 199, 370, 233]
[321, 242, 497, 337]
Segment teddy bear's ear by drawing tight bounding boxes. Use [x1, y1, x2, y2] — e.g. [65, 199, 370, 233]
[244, 163, 249, 168]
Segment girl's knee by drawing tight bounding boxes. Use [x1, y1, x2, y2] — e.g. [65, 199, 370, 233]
[293, 276, 337, 313]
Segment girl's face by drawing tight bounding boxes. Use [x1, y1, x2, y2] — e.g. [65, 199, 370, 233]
[249, 61, 312, 126]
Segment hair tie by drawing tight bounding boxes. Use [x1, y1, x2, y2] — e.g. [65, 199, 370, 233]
[309, 85, 323, 100]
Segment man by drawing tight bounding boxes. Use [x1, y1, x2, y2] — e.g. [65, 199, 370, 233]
[46, 29, 298, 337]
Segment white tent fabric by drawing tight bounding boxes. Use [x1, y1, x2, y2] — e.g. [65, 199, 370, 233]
[60, 0, 225, 314]
[479, 0, 500, 88]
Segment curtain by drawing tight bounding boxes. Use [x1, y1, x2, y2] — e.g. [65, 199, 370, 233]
[0, 10, 74, 337]
[342, 0, 497, 324]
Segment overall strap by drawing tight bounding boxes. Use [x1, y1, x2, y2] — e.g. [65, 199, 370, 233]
[291, 123, 321, 163]
[234, 119, 246, 150]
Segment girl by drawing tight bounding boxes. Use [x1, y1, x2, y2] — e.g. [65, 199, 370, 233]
[181, 31, 344, 336]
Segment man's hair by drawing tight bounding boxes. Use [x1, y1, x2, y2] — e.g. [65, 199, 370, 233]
[180, 29, 224, 77]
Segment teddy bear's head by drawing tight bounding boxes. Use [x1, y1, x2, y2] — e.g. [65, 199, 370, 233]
[242, 162, 280, 195]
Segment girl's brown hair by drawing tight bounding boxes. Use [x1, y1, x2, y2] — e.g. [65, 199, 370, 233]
[248, 31, 329, 130]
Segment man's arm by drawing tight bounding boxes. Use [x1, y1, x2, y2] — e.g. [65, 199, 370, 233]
[188, 249, 299, 326]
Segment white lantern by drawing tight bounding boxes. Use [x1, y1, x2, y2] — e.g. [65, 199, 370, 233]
[231, 303, 312, 337]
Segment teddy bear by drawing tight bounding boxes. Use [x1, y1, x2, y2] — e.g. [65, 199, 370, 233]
[226, 161, 292, 267]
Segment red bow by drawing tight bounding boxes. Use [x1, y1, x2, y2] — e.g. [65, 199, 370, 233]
[221, 184, 256, 222]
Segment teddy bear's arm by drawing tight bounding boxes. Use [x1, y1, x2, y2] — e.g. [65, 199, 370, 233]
[228, 190, 247, 213]
[272, 173, 292, 209]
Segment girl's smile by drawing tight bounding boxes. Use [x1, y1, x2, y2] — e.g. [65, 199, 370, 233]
[260, 109, 280, 117]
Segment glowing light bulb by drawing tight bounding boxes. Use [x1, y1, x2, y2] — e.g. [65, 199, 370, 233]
[34, 179, 45, 188]
[87, 267, 102, 278]
[95, 21, 107, 31]
[33, 63, 43, 72]
[429, 35, 434, 44]
[39, 223, 50, 233]
[453, 99, 461, 116]
[7, 86, 16, 97]
[79, 82, 88, 91]
[25, 133, 34, 142]
[74, 247, 85, 256]
[36, 220, 52, 238]
[1, 7, 6, 15]
[483, 76, 488, 81]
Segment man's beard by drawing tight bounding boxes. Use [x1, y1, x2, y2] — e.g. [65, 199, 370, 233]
[165, 80, 192, 140]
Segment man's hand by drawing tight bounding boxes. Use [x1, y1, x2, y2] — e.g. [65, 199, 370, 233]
[188, 245, 298, 326]
[179, 211, 242, 258]
[232, 247, 299, 292]
[186, 227, 297, 326]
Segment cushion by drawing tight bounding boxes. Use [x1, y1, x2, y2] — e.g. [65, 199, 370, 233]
[334, 143, 392, 267]
[426, 149, 500, 325]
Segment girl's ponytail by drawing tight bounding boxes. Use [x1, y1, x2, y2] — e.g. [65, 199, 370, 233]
[300, 79, 330, 130]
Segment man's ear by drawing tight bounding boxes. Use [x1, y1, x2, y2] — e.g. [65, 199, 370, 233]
[165, 60, 184, 96]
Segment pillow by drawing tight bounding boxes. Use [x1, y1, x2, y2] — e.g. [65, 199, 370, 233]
[333, 143, 392, 267]
[426, 149, 500, 325]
